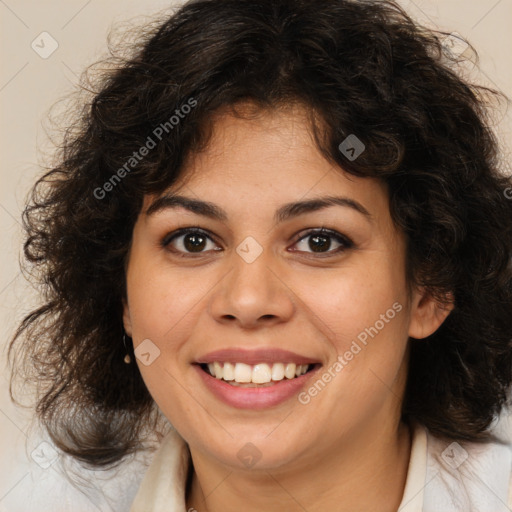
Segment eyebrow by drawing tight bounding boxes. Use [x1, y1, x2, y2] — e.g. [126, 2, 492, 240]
[146, 194, 372, 224]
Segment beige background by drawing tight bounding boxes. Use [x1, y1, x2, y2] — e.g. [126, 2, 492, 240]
[1, 0, 511, 508]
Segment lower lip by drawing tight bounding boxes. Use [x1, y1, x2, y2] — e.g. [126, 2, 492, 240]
[194, 364, 321, 410]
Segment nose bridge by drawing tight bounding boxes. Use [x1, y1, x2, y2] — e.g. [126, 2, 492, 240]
[232, 239, 274, 294]
[208, 235, 294, 326]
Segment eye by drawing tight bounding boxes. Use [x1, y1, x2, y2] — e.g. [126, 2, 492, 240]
[290, 228, 354, 257]
[162, 227, 220, 255]
[161, 227, 354, 258]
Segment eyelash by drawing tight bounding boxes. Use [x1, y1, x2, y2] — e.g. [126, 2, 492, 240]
[161, 226, 354, 258]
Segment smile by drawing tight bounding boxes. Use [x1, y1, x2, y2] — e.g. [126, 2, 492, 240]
[194, 347, 323, 408]
[194, 362, 322, 409]
[201, 361, 313, 385]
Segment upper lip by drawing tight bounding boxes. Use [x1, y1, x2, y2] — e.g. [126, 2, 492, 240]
[195, 348, 322, 366]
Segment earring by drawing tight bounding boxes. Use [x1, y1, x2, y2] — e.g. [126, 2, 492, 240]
[123, 334, 132, 364]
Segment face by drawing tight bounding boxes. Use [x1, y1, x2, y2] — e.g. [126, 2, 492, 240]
[123, 102, 450, 471]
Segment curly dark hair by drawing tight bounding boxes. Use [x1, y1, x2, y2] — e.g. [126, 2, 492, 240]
[8, 0, 512, 469]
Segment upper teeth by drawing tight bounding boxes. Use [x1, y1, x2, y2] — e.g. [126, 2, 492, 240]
[207, 362, 310, 384]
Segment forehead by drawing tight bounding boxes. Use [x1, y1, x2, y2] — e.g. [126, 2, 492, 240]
[143, 102, 389, 217]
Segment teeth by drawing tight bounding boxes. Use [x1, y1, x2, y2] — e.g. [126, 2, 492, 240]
[223, 362, 235, 381]
[271, 362, 285, 381]
[234, 362, 252, 383]
[213, 362, 223, 380]
[252, 363, 272, 384]
[206, 362, 310, 383]
[285, 363, 297, 379]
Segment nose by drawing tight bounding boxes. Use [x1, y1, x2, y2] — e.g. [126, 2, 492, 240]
[208, 245, 295, 329]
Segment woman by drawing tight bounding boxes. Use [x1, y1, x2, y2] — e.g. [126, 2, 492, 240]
[9, 0, 512, 510]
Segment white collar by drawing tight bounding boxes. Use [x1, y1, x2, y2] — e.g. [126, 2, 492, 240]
[130, 422, 512, 512]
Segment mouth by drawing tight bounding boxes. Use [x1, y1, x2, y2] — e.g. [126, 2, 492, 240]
[193, 347, 324, 408]
[198, 361, 321, 387]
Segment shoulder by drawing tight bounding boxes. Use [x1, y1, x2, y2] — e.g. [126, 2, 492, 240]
[422, 423, 512, 512]
[2, 425, 156, 512]
[129, 425, 191, 511]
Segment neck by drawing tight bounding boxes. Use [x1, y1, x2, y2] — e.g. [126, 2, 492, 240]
[186, 419, 412, 512]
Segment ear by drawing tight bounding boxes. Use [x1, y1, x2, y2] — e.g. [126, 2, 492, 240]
[122, 297, 133, 338]
[408, 288, 454, 339]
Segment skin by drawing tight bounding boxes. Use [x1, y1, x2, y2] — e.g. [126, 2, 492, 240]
[123, 101, 453, 512]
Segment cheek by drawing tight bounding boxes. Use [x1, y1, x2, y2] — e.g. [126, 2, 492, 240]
[126, 254, 207, 341]
[125, 259, 203, 421]
[304, 261, 408, 348]
[303, 262, 410, 410]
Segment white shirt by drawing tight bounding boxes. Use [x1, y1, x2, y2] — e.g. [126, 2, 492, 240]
[4, 420, 512, 511]
[130, 422, 512, 512]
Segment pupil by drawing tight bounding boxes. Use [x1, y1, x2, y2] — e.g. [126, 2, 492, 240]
[310, 235, 330, 252]
[184, 233, 206, 252]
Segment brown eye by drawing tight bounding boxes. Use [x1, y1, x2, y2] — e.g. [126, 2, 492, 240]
[162, 228, 220, 254]
[291, 228, 354, 256]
